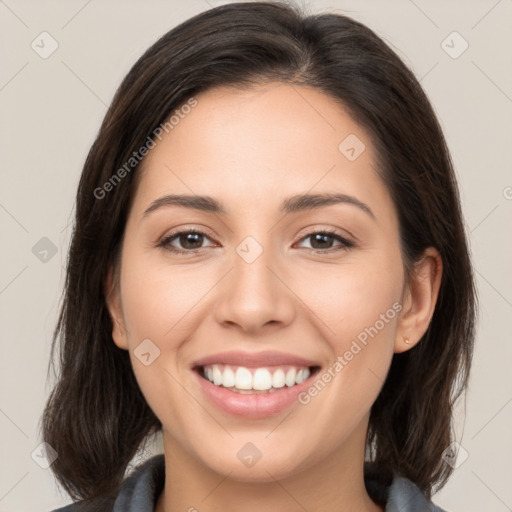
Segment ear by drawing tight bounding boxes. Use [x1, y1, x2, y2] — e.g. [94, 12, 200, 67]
[104, 266, 129, 350]
[394, 247, 443, 354]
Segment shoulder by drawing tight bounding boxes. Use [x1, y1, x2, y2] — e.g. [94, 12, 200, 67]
[387, 477, 448, 512]
[49, 454, 166, 512]
[364, 462, 449, 512]
[50, 505, 77, 512]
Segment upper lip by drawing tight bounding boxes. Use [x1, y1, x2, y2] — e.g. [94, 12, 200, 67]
[192, 350, 320, 369]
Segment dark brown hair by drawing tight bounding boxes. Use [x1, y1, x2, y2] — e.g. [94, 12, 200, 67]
[42, 0, 476, 505]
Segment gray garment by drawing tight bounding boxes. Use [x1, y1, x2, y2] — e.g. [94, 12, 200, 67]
[52, 454, 448, 512]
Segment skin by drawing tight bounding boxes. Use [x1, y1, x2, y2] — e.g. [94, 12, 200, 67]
[105, 82, 442, 512]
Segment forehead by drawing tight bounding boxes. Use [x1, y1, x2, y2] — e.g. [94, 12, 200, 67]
[133, 82, 392, 219]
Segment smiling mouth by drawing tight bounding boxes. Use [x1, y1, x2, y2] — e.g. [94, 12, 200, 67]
[195, 364, 321, 394]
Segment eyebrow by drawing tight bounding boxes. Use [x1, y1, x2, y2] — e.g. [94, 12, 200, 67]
[143, 192, 375, 219]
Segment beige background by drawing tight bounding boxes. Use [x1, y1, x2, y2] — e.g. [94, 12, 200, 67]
[1, 0, 511, 511]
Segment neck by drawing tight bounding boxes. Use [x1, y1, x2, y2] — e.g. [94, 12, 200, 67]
[155, 418, 384, 512]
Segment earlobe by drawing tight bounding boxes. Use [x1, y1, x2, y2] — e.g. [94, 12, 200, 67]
[104, 266, 129, 350]
[394, 247, 443, 354]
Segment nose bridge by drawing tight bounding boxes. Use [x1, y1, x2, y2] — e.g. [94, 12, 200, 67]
[234, 236, 274, 295]
[213, 234, 295, 332]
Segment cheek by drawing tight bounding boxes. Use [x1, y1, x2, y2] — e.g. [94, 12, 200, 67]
[290, 253, 402, 410]
[292, 253, 403, 346]
[117, 250, 223, 425]
[119, 252, 214, 344]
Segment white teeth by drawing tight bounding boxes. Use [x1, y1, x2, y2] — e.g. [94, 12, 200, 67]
[203, 364, 312, 392]
[272, 368, 286, 388]
[222, 367, 235, 388]
[253, 368, 272, 390]
[295, 368, 311, 384]
[212, 365, 223, 386]
[285, 368, 296, 387]
[235, 367, 253, 390]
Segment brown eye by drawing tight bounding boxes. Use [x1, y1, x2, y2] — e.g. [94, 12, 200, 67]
[159, 230, 215, 254]
[296, 230, 354, 252]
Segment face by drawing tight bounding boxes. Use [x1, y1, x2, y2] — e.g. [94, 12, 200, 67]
[106, 82, 422, 482]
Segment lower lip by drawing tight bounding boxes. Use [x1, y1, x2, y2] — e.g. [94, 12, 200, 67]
[194, 369, 317, 419]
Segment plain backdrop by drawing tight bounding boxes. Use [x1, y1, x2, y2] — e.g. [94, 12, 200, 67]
[0, 1, 511, 511]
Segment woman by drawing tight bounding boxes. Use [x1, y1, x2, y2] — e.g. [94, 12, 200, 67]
[42, 2, 476, 511]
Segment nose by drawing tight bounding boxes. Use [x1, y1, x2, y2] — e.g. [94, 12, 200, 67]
[213, 240, 296, 335]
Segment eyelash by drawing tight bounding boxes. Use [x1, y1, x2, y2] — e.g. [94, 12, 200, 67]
[157, 228, 354, 255]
